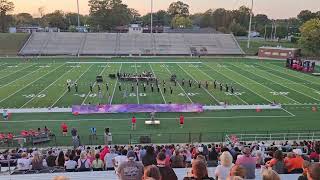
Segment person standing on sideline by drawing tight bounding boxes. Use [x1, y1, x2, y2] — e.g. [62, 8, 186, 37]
[61, 122, 68, 136]
[179, 115, 184, 128]
[131, 116, 137, 130]
[104, 128, 112, 145]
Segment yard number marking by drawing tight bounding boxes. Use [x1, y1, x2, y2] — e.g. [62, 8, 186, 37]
[270, 92, 289, 96]
[178, 93, 199, 96]
[225, 92, 245, 96]
[23, 94, 46, 98]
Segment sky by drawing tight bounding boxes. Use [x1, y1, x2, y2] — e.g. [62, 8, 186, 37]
[11, 0, 320, 19]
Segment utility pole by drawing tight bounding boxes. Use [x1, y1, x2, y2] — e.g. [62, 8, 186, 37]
[150, 0, 153, 34]
[247, 0, 254, 48]
[77, 0, 80, 28]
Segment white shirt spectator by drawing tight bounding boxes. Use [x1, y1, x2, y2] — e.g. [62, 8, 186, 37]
[104, 152, 118, 168]
[65, 159, 77, 170]
[113, 155, 127, 171]
[17, 158, 31, 170]
[214, 164, 234, 180]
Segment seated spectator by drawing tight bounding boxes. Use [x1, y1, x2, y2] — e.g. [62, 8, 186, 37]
[142, 146, 157, 166]
[229, 165, 246, 179]
[156, 152, 178, 180]
[255, 151, 265, 168]
[104, 148, 117, 171]
[183, 159, 214, 180]
[117, 150, 144, 180]
[16, 152, 31, 171]
[143, 165, 161, 180]
[170, 149, 186, 168]
[92, 153, 104, 171]
[87, 149, 96, 163]
[235, 147, 256, 179]
[298, 160, 311, 180]
[307, 163, 320, 180]
[77, 151, 91, 172]
[208, 144, 218, 167]
[286, 149, 304, 174]
[31, 151, 44, 170]
[64, 154, 77, 172]
[265, 150, 286, 174]
[46, 150, 56, 167]
[261, 168, 280, 180]
[215, 151, 234, 180]
[309, 149, 319, 162]
[113, 149, 128, 172]
[55, 151, 65, 167]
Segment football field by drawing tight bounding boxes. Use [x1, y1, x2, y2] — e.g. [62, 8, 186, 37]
[0, 57, 319, 145]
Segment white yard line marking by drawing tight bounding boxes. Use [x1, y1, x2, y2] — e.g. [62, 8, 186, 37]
[163, 64, 193, 103]
[67, 62, 203, 64]
[110, 63, 123, 105]
[0, 63, 65, 104]
[0, 63, 36, 83]
[262, 63, 320, 86]
[81, 64, 109, 105]
[20, 66, 76, 108]
[177, 64, 220, 104]
[51, 64, 93, 108]
[149, 63, 167, 104]
[234, 63, 303, 104]
[4, 115, 294, 123]
[134, 63, 140, 104]
[195, 65, 249, 105]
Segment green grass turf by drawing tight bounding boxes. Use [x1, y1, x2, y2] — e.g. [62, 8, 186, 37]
[0, 33, 29, 56]
[0, 57, 319, 147]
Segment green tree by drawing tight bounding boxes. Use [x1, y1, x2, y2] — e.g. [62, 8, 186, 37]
[171, 15, 192, 29]
[229, 20, 247, 36]
[65, 12, 85, 27]
[168, 1, 189, 17]
[88, 0, 133, 31]
[15, 13, 34, 26]
[142, 10, 171, 26]
[299, 18, 320, 56]
[43, 10, 68, 30]
[298, 10, 316, 23]
[0, 0, 15, 32]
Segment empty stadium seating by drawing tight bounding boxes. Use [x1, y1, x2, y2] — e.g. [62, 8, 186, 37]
[19, 32, 244, 56]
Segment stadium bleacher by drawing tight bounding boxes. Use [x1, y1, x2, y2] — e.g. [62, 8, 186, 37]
[19, 32, 244, 56]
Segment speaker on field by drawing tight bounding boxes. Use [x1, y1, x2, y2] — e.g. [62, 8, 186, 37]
[96, 76, 103, 83]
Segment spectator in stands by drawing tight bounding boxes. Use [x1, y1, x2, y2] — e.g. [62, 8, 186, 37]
[235, 147, 256, 179]
[104, 128, 112, 145]
[117, 150, 144, 180]
[74, 149, 81, 162]
[309, 149, 319, 162]
[113, 149, 128, 173]
[92, 153, 104, 171]
[143, 165, 161, 180]
[46, 150, 56, 167]
[64, 154, 77, 172]
[77, 151, 91, 172]
[255, 151, 265, 168]
[265, 150, 286, 174]
[183, 159, 214, 180]
[215, 151, 233, 180]
[286, 149, 304, 174]
[105, 148, 117, 171]
[298, 160, 311, 180]
[142, 146, 157, 166]
[208, 144, 218, 167]
[99, 145, 110, 162]
[307, 163, 320, 180]
[16, 152, 31, 171]
[55, 151, 65, 167]
[60, 123, 68, 136]
[229, 165, 246, 179]
[156, 152, 178, 180]
[170, 149, 186, 168]
[31, 151, 44, 170]
[261, 168, 280, 180]
[87, 149, 96, 163]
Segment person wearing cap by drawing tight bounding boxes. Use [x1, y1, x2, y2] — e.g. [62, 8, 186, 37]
[235, 147, 256, 179]
[286, 149, 304, 174]
[117, 150, 144, 180]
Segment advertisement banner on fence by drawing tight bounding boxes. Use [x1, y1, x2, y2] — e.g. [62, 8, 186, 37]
[72, 104, 203, 114]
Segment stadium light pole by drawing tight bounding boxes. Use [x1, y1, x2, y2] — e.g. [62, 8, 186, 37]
[150, 0, 153, 34]
[77, 0, 80, 28]
[247, 0, 254, 48]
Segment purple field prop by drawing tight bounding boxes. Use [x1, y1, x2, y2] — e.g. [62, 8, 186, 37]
[72, 104, 203, 114]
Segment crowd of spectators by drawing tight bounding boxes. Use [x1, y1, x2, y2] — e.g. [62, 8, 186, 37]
[0, 140, 320, 180]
